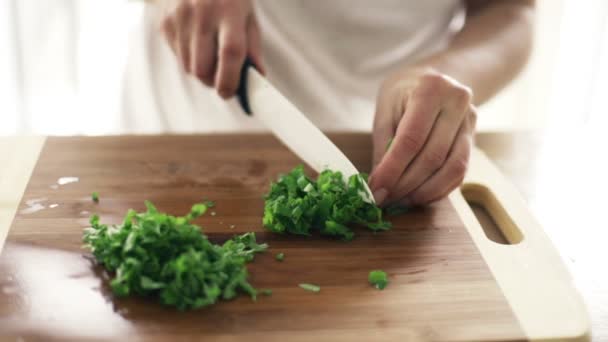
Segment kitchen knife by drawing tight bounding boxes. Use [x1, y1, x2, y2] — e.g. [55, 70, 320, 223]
[236, 59, 375, 204]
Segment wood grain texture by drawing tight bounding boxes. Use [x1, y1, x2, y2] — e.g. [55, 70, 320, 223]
[0, 134, 525, 341]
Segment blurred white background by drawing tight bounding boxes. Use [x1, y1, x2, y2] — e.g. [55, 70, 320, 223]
[1, 0, 607, 135]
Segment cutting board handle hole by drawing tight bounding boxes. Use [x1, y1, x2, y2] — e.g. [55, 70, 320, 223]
[461, 183, 523, 245]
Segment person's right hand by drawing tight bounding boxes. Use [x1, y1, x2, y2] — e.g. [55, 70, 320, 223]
[160, 0, 264, 99]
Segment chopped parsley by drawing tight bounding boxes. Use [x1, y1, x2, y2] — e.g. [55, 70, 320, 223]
[368, 270, 389, 290]
[92, 192, 99, 203]
[385, 204, 409, 216]
[263, 166, 391, 240]
[299, 283, 321, 293]
[83, 200, 267, 310]
[386, 137, 394, 151]
[275, 252, 285, 261]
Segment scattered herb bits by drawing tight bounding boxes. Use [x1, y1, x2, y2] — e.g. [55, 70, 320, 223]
[263, 166, 391, 240]
[83, 200, 267, 310]
[260, 289, 273, 296]
[275, 252, 285, 262]
[385, 137, 394, 151]
[385, 204, 409, 217]
[368, 270, 389, 290]
[299, 283, 321, 293]
[91, 192, 99, 203]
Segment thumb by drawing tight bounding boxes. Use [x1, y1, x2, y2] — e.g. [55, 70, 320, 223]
[371, 95, 398, 172]
[369, 115, 393, 206]
[372, 121, 393, 172]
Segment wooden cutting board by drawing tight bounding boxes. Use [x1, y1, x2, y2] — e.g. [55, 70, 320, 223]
[0, 134, 589, 341]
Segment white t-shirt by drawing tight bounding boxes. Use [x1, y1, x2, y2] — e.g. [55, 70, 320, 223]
[122, 0, 465, 133]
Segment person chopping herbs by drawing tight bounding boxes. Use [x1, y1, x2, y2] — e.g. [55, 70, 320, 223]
[125, 0, 534, 207]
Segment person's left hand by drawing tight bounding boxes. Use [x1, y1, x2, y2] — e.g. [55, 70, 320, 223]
[368, 67, 477, 207]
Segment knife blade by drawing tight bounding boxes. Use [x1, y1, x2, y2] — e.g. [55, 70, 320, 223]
[236, 61, 375, 204]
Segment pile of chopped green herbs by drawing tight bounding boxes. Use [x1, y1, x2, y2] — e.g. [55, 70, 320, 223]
[299, 283, 321, 293]
[83, 201, 267, 310]
[263, 166, 391, 240]
[368, 270, 389, 290]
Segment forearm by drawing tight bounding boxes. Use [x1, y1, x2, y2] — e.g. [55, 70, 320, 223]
[395, 0, 535, 105]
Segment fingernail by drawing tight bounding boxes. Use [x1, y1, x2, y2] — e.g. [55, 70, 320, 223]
[373, 188, 389, 206]
[368, 174, 375, 187]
